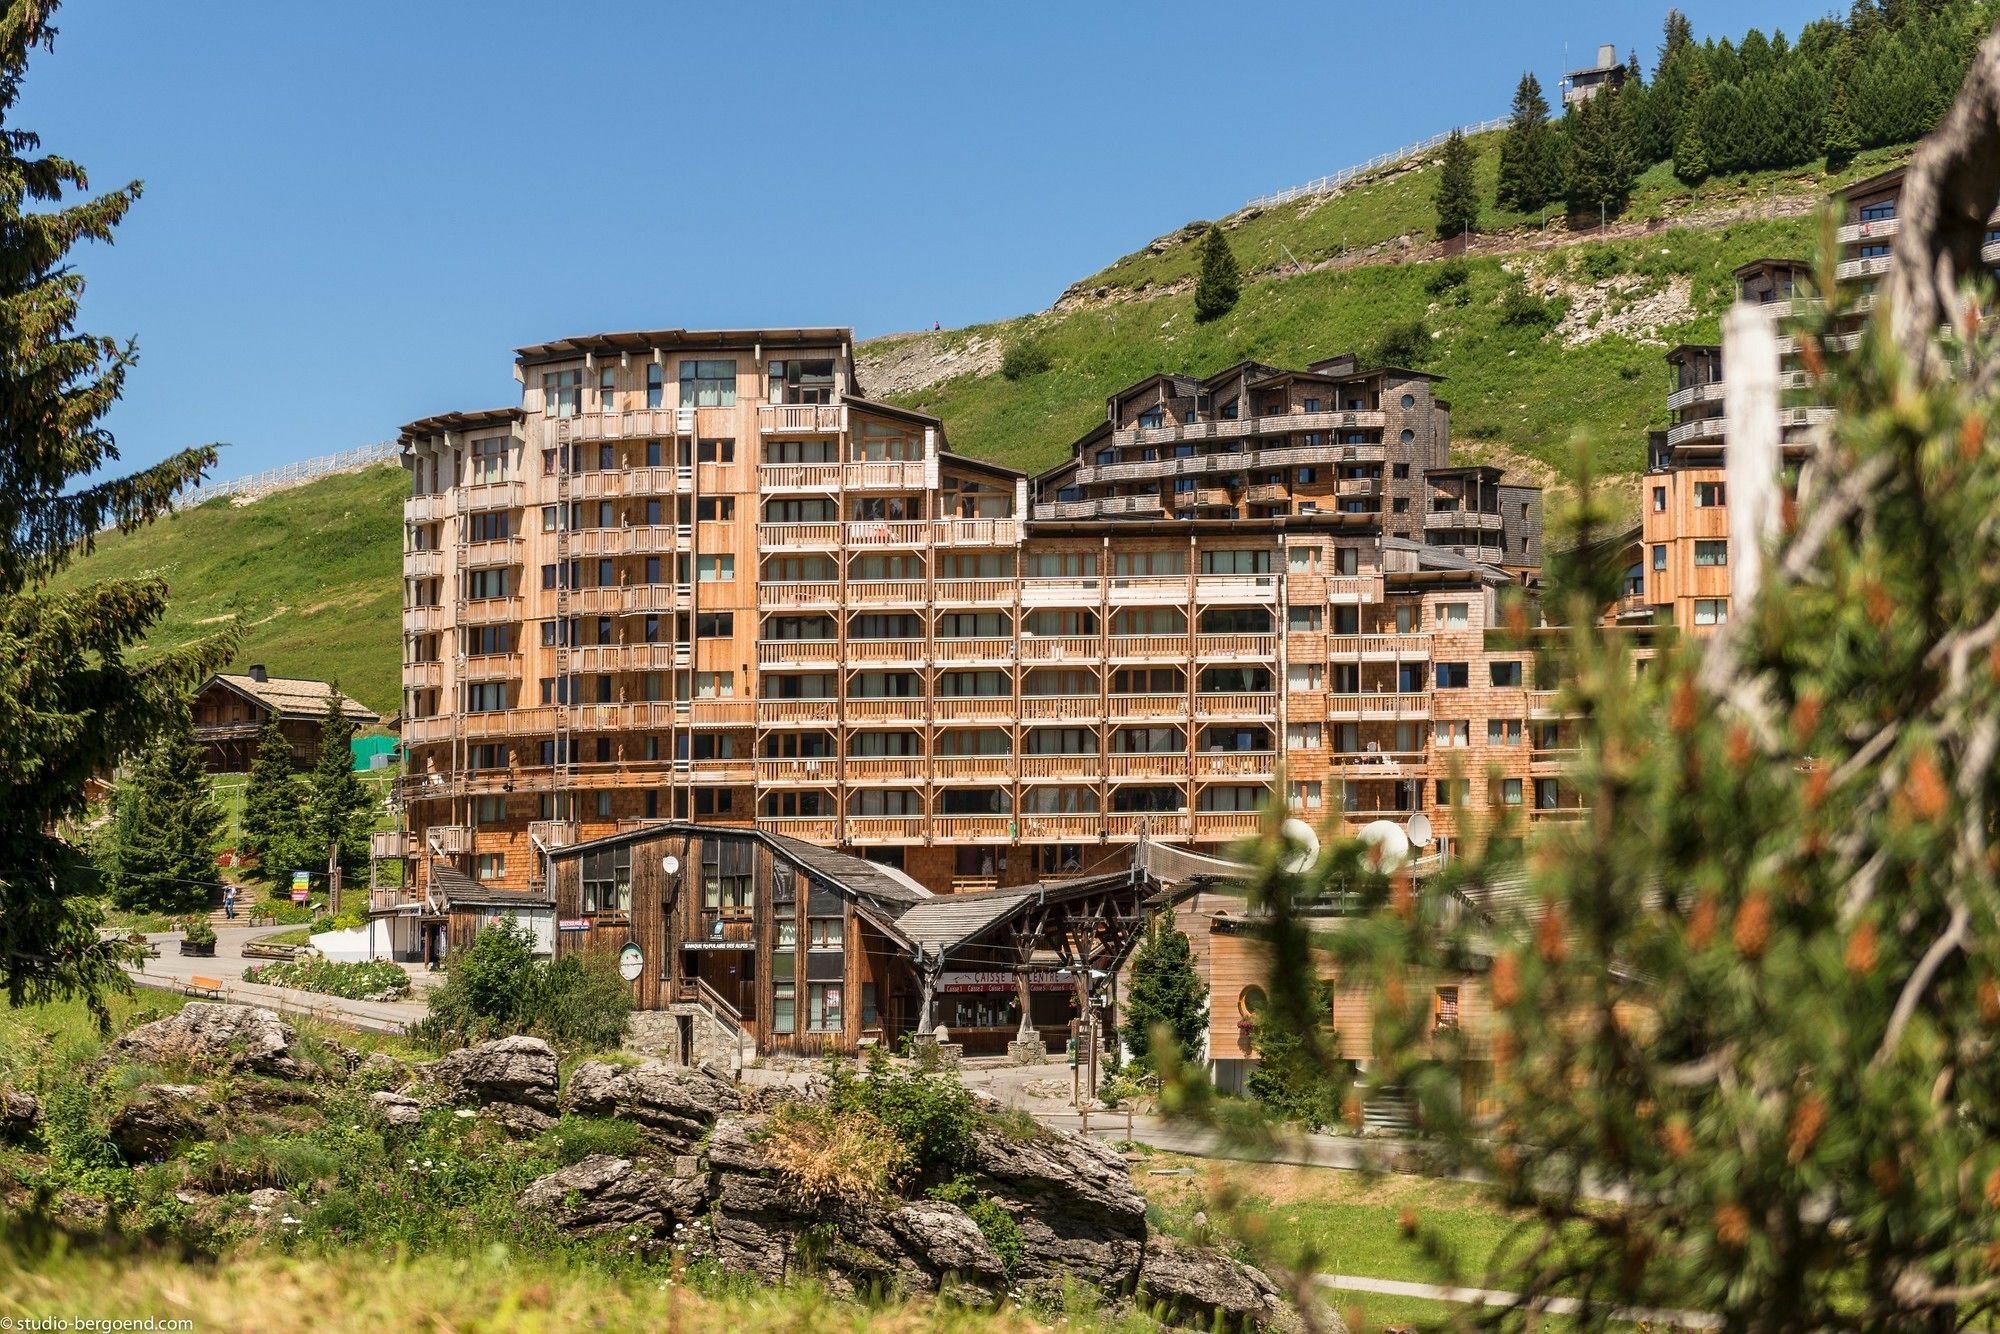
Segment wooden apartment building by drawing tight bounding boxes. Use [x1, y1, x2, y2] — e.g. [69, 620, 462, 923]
[373, 329, 1571, 950]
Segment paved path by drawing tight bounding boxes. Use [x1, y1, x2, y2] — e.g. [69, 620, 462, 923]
[1314, 1273, 1720, 1328]
[119, 927, 428, 1035]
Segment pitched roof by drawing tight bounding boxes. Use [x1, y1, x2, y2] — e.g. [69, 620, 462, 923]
[762, 831, 932, 907]
[430, 860, 554, 908]
[890, 888, 1041, 956]
[205, 674, 381, 725]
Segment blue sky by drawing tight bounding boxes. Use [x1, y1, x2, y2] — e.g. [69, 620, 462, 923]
[32, 0, 1840, 478]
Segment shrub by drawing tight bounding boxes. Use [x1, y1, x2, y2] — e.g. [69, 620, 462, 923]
[1423, 259, 1470, 296]
[180, 918, 216, 948]
[1367, 317, 1431, 368]
[999, 337, 1052, 381]
[1499, 284, 1559, 329]
[1574, 246, 1624, 282]
[416, 918, 630, 1056]
[830, 1049, 980, 1183]
[243, 958, 410, 1001]
[758, 1099, 908, 1202]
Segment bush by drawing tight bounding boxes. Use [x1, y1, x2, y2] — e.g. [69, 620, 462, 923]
[1423, 258, 1470, 296]
[243, 957, 410, 1001]
[1367, 317, 1431, 368]
[1499, 283, 1559, 329]
[758, 1099, 908, 1202]
[830, 1049, 980, 1184]
[180, 918, 216, 948]
[415, 918, 630, 1056]
[537, 1115, 643, 1167]
[999, 337, 1052, 381]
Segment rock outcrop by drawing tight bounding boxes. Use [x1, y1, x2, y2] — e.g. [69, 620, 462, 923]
[368, 1091, 423, 1128]
[426, 1035, 557, 1127]
[108, 1003, 311, 1080]
[518, 1154, 706, 1241]
[0, 1089, 40, 1141]
[562, 1060, 741, 1150]
[969, 1123, 1148, 1286]
[1141, 1235, 1307, 1334]
[109, 1084, 213, 1160]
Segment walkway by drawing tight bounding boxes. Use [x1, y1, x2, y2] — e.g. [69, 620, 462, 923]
[1314, 1274, 1719, 1328]
[119, 926, 428, 1035]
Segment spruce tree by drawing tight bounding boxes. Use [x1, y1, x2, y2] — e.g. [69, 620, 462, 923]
[1498, 74, 1565, 214]
[298, 688, 371, 886]
[1673, 61, 1712, 183]
[103, 704, 224, 914]
[1192, 224, 1240, 323]
[1564, 87, 1638, 222]
[240, 711, 303, 877]
[0, 4, 231, 1015]
[1431, 129, 1479, 240]
[1121, 913, 1208, 1072]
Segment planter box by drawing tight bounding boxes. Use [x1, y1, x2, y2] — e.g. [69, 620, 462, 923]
[178, 940, 215, 958]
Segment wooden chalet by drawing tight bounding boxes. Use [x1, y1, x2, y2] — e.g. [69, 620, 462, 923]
[191, 666, 380, 773]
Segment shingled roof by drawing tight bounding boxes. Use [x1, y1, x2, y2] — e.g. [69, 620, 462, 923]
[204, 672, 381, 725]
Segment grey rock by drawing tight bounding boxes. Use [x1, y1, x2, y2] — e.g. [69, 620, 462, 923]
[887, 1198, 1006, 1287]
[969, 1123, 1147, 1286]
[519, 1154, 708, 1240]
[109, 1084, 212, 1161]
[483, 1101, 557, 1136]
[0, 1089, 40, 1140]
[108, 1003, 311, 1079]
[1140, 1235, 1311, 1333]
[368, 1091, 422, 1128]
[429, 1035, 557, 1113]
[563, 1060, 741, 1148]
[245, 1187, 298, 1229]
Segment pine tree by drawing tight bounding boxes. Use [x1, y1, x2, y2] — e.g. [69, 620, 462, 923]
[1244, 974, 1340, 1130]
[102, 705, 224, 914]
[1431, 129, 1478, 240]
[298, 688, 371, 886]
[240, 711, 303, 877]
[1564, 87, 1638, 222]
[0, 3, 231, 1016]
[1824, 57, 1863, 169]
[1192, 225, 1240, 323]
[1673, 61, 1712, 183]
[1497, 74, 1553, 212]
[1121, 913, 1208, 1072]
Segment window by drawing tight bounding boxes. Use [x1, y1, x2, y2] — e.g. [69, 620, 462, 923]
[468, 436, 509, 483]
[542, 369, 581, 418]
[1434, 720, 1469, 748]
[645, 362, 664, 409]
[1113, 550, 1185, 577]
[1393, 463, 1410, 479]
[1198, 785, 1265, 812]
[473, 853, 505, 882]
[1435, 662, 1469, 689]
[1652, 486, 1666, 512]
[1652, 545, 1668, 572]
[1287, 722, 1322, 750]
[695, 611, 735, 638]
[465, 683, 507, 713]
[693, 671, 734, 698]
[1694, 540, 1728, 567]
[1288, 605, 1322, 632]
[1287, 546, 1320, 572]
[1488, 718, 1523, 746]
[580, 845, 632, 913]
[679, 359, 737, 407]
[1286, 663, 1323, 691]
[696, 497, 735, 522]
[598, 366, 617, 413]
[1695, 481, 1726, 507]
[1499, 778, 1524, 806]
[1288, 780, 1323, 810]
[1400, 393, 1416, 408]
[1535, 777, 1562, 810]
[808, 982, 843, 1032]
[1490, 661, 1523, 687]
[697, 554, 734, 582]
[695, 438, 735, 465]
[1201, 549, 1272, 575]
[1436, 602, 1469, 629]
[1694, 598, 1729, 626]
[473, 795, 505, 825]
[1435, 778, 1469, 804]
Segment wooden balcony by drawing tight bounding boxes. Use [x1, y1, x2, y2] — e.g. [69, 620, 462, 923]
[845, 814, 926, 841]
[1835, 216, 1898, 245]
[1423, 510, 1505, 533]
[528, 820, 580, 849]
[844, 461, 928, 490]
[463, 536, 525, 568]
[1019, 694, 1100, 721]
[847, 638, 927, 664]
[1104, 409, 1388, 452]
[1193, 692, 1278, 719]
[1195, 751, 1277, 778]
[1194, 633, 1277, 659]
[933, 578, 1014, 605]
[759, 522, 843, 550]
[1324, 692, 1430, 720]
[401, 715, 452, 745]
[1328, 633, 1431, 660]
[1665, 416, 1727, 449]
[758, 699, 841, 726]
[931, 754, 1016, 780]
[844, 698, 929, 723]
[1106, 634, 1188, 661]
[1019, 754, 1099, 779]
[404, 660, 443, 690]
[619, 584, 690, 615]
[753, 757, 834, 785]
[1666, 381, 1726, 411]
[758, 463, 841, 492]
[1326, 750, 1427, 777]
[934, 637, 1016, 664]
[1020, 578, 1105, 605]
[1033, 494, 1162, 521]
[457, 705, 553, 740]
[370, 830, 411, 860]
[1528, 690, 1563, 718]
[843, 757, 927, 782]
[1107, 694, 1190, 722]
[933, 518, 1016, 548]
[571, 643, 685, 672]
[689, 699, 755, 728]
[756, 815, 839, 842]
[758, 638, 840, 666]
[1326, 576, 1383, 604]
[1021, 636, 1101, 662]
[569, 701, 681, 731]
[1834, 253, 1892, 282]
[847, 580, 927, 605]
[1106, 576, 1188, 605]
[425, 824, 473, 854]
[459, 479, 525, 512]
[759, 581, 840, 609]
[1016, 814, 1102, 840]
[462, 653, 523, 683]
[406, 549, 444, 579]
[1193, 576, 1279, 603]
[560, 408, 691, 442]
[932, 815, 1014, 842]
[845, 520, 930, 547]
[932, 696, 1012, 722]
[1192, 811, 1264, 839]
[1105, 812, 1190, 840]
[406, 493, 451, 524]
[757, 403, 847, 435]
[1106, 752, 1188, 780]
[404, 605, 450, 634]
[458, 597, 524, 627]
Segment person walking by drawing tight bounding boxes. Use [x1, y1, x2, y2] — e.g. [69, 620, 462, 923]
[222, 884, 238, 921]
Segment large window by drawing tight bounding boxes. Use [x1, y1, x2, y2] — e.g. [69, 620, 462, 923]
[1694, 598, 1730, 626]
[701, 839, 754, 914]
[580, 845, 632, 913]
[1694, 540, 1728, 567]
[679, 359, 737, 407]
[646, 362, 664, 409]
[808, 981, 843, 1031]
[468, 436, 509, 483]
[1694, 480, 1726, 507]
[542, 370, 581, 418]
[1200, 549, 1272, 575]
[1027, 551, 1098, 578]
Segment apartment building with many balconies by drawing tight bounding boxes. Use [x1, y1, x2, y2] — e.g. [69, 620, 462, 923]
[374, 332, 1563, 955]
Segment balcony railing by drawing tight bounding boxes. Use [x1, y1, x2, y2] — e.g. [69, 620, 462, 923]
[1019, 754, 1098, 779]
[1326, 575, 1383, 603]
[1326, 750, 1426, 776]
[1022, 635, 1104, 661]
[1194, 692, 1278, 718]
[425, 825, 473, 855]
[1194, 633, 1276, 659]
[1324, 692, 1430, 719]
[1665, 416, 1727, 448]
[458, 597, 523, 627]
[757, 403, 848, 435]
[758, 522, 843, 549]
[1016, 814, 1101, 840]
[401, 716, 451, 745]
[843, 757, 926, 782]
[1834, 253, 1892, 282]
[1107, 575, 1189, 604]
[462, 653, 523, 683]
[759, 463, 841, 491]
[847, 579, 927, 604]
[1665, 380, 1726, 410]
[1020, 577, 1106, 604]
[932, 815, 1014, 842]
[845, 814, 926, 841]
[1107, 752, 1189, 779]
[559, 408, 692, 442]
[1191, 811, 1263, 839]
[1105, 812, 1191, 840]
[757, 639, 839, 666]
[931, 696, 1012, 721]
[1423, 510, 1505, 532]
[847, 638, 927, 663]
[756, 757, 836, 784]
[843, 698, 929, 723]
[406, 493, 451, 524]
[404, 660, 443, 690]
[1020, 694, 1097, 720]
[758, 699, 841, 726]
[933, 637, 1016, 663]
[458, 479, 525, 512]
[407, 549, 444, 579]
[845, 460, 928, 490]
[756, 815, 840, 841]
[528, 820, 579, 849]
[688, 699, 754, 727]
[932, 754, 1017, 780]
[933, 578, 1014, 605]
[1108, 694, 1191, 721]
[1835, 216, 1898, 245]
[403, 605, 450, 634]
[1328, 633, 1431, 659]
[759, 581, 840, 608]
[571, 643, 685, 672]
[1192, 575, 1279, 602]
[1107, 409, 1388, 450]
[1032, 494, 1163, 521]
[371, 830, 411, 860]
[1196, 751, 1277, 778]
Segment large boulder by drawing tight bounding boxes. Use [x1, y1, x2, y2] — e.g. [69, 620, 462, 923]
[1140, 1235, 1310, 1333]
[968, 1123, 1148, 1286]
[368, 1091, 423, 1128]
[563, 1060, 741, 1149]
[519, 1154, 708, 1241]
[108, 1003, 311, 1080]
[0, 1089, 40, 1141]
[428, 1035, 558, 1115]
[109, 1084, 213, 1161]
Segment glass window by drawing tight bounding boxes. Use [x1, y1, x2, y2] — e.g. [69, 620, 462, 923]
[808, 982, 843, 1031]
[646, 362, 664, 409]
[1694, 540, 1728, 567]
[542, 369, 581, 418]
[679, 359, 737, 407]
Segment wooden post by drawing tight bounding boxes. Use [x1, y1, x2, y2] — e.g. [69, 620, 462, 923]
[1723, 301, 1783, 611]
[327, 842, 341, 918]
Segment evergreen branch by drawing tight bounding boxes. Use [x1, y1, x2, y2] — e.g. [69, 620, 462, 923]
[1871, 899, 1970, 1073]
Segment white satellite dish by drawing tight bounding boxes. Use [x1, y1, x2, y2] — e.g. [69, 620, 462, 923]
[661, 855, 681, 876]
[1278, 818, 1320, 874]
[1405, 812, 1434, 848]
[1357, 819, 1413, 871]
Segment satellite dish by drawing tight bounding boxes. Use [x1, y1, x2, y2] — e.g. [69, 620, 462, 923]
[662, 855, 681, 876]
[1405, 812, 1434, 848]
[1278, 818, 1320, 874]
[1357, 819, 1413, 871]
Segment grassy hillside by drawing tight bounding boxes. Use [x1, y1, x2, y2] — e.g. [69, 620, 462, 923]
[46, 465, 405, 717]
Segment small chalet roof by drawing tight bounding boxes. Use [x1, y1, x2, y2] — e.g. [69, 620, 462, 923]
[1425, 464, 1506, 481]
[203, 673, 380, 726]
[1838, 164, 1907, 202]
[431, 861, 554, 909]
[1665, 343, 1721, 363]
[762, 831, 933, 907]
[1384, 536, 1513, 584]
[890, 888, 1041, 957]
[1732, 256, 1812, 279]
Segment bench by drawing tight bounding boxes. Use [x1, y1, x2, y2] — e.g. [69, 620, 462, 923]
[185, 976, 224, 999]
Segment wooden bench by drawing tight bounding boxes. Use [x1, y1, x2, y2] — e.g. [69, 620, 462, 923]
[185, 976, 224, 999]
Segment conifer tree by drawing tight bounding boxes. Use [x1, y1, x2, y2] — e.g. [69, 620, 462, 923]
[1564, 87, 1638, 222]
[1497, 74, 1560, 213]
[1431, 129, 1479, 240]
[240, 711, 303, 877]
[1192, 224, 1240, 323]
[102, 704, 224, 914]
[0, 3, 231, 1015]
[1121, 913, 1208, 1072]
[1673, 60, 1712, 183]
[298, 688, 371, 885]
[1824, 67, 1863, 169]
